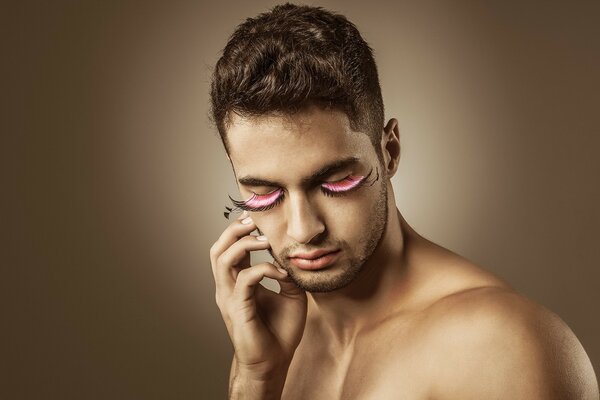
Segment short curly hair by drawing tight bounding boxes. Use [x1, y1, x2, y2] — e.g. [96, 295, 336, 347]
[210, 3, 385, 159]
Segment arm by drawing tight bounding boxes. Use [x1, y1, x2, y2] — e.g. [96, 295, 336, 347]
[228, 356, 289, 400]
[210, 212, 307, 400]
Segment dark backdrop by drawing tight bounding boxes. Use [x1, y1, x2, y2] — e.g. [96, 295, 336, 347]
[3, 1, 599, 398]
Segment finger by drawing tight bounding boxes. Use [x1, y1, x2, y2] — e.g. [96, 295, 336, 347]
[210, 212, 256, 276]
[271, 260, 305, 298]
[210, 212, 256, 261]
[233, 263, 288, 305]
[278, 274, 305, 298]
[216, 235, 271, 293]
[219, 235, 271, 270]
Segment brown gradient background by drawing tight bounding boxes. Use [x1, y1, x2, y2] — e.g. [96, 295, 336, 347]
[3, 0, 599, 398]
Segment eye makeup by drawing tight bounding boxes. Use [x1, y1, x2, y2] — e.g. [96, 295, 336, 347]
[320, 166, 378, 197]
[225, 166, 379, 216]
[229, 188, 284, 213]
[321, 175, 366, 193]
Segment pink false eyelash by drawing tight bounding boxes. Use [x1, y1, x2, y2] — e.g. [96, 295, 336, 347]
[321, 175, 366, 192]
[225, 188, 284, 217]
[224, 167, 379, 218]
[243, 188, 284, 208]
[321, 166, 378, 195]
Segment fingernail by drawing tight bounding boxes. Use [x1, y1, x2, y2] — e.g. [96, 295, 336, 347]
[238, 211, 248, 220]
[241, 217, 253, 225]
[276, 267, 287, 275]
[256, 235, 268, 241]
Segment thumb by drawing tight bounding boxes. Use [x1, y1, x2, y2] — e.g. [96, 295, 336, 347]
[278, 274, 306, 298]
[272, 258, 305, 298]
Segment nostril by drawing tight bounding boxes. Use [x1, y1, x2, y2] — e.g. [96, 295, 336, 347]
[285, 196, 326, 243]
[287, 223, 326, 245]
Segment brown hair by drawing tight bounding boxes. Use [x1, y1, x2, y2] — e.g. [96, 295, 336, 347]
[210, 3, 384, 158]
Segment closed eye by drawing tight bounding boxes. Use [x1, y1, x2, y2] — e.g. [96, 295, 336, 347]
[320, 175, 367, 196]
[230, 169, 374, 213]
[230, 188, 284, 212]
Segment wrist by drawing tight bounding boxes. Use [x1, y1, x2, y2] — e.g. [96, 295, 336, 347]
[229, 371, 287, 400]
[234, 352, 293, 381]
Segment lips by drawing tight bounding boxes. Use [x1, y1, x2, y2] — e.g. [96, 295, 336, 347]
[289, 248, 338, 260]
[288, 249, 341, 270]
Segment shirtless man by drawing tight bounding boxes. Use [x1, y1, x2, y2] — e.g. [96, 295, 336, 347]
[209, 4, 598, 399]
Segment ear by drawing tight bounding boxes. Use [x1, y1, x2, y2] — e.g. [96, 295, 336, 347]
[380, 118, 400, 178]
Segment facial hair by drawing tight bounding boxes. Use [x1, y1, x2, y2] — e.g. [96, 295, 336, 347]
[268, 179, 388, 293]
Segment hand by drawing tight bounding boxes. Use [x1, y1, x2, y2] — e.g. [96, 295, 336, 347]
[210, 211, 307, 380]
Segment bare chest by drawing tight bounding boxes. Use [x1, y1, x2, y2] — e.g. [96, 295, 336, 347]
[281, 323, 434, 400]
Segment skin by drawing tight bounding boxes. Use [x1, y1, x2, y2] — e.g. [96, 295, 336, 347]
[210, 105, 599, 399]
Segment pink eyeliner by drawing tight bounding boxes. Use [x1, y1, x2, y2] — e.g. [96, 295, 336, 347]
[321, 175, 365, 192]
[244, 188, 284, 208]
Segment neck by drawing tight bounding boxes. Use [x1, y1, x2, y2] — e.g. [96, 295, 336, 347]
[307, 190, 419, 348]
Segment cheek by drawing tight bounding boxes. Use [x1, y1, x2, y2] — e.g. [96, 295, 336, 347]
[317, 196, 375, 237]
[252, 187, 381, 244]
[252, 216, 285, 246]
[323, 189, 376, 219]
[330, 211, 368, 240]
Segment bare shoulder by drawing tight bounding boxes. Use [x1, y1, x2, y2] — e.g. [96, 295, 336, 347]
[422, 286, 599, 399]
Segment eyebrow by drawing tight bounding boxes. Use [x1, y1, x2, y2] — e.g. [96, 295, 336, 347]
[237, 156, 361, 188]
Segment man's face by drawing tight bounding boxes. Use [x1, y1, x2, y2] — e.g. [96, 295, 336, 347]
[227, 106, 388, 292]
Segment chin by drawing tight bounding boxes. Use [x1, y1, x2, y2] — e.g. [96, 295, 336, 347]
[286, 262, 362, 293]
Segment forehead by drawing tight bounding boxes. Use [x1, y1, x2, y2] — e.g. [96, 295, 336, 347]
[227, 107, 373, 181]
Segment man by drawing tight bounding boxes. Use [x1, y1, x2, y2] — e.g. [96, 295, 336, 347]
[209, 3, 598, 399]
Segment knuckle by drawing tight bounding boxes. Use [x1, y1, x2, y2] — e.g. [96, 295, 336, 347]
[240, 235, 257, 244]
[231, 236, 252, 249]
[235, 267, 256, 285]
[209, 244, 219, 261]
[216, 253, 231, 268]
[253, 262, 271, 274]
[236, 267, 249, 280]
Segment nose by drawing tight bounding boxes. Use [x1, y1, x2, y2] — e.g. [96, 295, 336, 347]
[285, 193, 326, 244]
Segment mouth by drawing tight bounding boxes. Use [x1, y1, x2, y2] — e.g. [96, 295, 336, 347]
[288, 249, 341, 271]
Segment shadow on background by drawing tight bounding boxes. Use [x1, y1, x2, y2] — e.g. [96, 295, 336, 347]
[3, 1, 599, 398]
